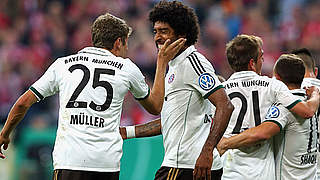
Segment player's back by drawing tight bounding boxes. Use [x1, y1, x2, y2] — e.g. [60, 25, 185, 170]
[221, 71, 299, 180]
[272, 89, 317, 180]
[31, 47, 149, 172]
[301, 77, 320, 180]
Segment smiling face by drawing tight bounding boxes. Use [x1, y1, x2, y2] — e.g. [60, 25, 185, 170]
[153, 21, 179, 50]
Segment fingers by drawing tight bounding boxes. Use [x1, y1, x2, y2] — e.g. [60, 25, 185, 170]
[0, 147, 5, 159]
[207, 169, 211, 180]
[193, 168, 198, 180]
[161, 39, 171, 50]
[4, 143, 8, 150]
[193, 167, 208, 180]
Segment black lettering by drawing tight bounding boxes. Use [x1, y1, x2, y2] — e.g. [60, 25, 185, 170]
[85, 114, 89, 125]
[99, 118, 105, 127]
[70, 115, 78, 124]
[94, 117, 99, 126]
[79, 113, 84, 125]
[117, 63, 123, 70]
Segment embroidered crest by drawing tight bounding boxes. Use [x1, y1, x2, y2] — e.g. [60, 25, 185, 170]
[198, 73, 215, 90]
[265, 106, 280, 119]
[168, 74, 175, 84]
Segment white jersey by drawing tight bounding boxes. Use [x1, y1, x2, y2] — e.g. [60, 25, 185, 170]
[30, 47, 149, 172]
[301, 77, 320, 179]
[161, 45, 223, 170]
[221, 71, 301, 180]
[265, 89, 317, 180]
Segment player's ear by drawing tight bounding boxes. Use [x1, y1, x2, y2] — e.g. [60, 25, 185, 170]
[314, 67, 318, 77]
[274, 72, 281, 81]
[113, 37, 122, 51]
[248, 59, 256, 72]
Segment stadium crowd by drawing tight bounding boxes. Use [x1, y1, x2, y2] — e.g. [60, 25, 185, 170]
[0, 0, 320, 179]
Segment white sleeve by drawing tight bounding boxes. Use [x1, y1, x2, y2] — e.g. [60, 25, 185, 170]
[128, 62, 149, 100]
[264, 103, 291, 131]
[184, 54, 223, 99]
[272, 79, 302, 109]
[30, 60, 60, 101]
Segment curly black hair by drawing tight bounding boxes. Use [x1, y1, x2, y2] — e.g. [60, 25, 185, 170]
[149, 0, 200, 46]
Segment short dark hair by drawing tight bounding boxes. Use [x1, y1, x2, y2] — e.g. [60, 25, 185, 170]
[149, 0, 200, 46]
[274, 54, 305, 86]
[226, 34, 263, 72]
[291, 48, 315, 72]
[91, 13, 132, 50]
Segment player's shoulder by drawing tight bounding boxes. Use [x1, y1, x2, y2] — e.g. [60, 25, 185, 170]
[184, 51, 215, 74]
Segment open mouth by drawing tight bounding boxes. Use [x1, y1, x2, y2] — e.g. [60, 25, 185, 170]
[158, 44, 164, 49]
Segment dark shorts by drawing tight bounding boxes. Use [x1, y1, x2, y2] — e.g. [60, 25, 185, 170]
[154, 166, 222, 180]
[52, 169, 119, 180]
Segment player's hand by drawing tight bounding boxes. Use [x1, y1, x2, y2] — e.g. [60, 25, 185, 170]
[119, 127, 127, 140]
[304, 86, 320, 99]
[193, 149, 213, 180]
[0, 134, 10, 159]
[217, 137, 227, 156]
[157, 38, 186, 64]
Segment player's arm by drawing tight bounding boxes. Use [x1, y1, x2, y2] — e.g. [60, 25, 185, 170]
[0, 90, 38, 159]
[139, 38, 186, 115]
[217, 122, 281, 156]
[289, 86, 319, 118]
[194, 88, 234, 180]
[119, 118, 161, 139]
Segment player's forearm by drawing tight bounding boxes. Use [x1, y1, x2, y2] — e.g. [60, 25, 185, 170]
[292, 88, 320, 118]
[136, 118, 161, 138]
[221, 129, 265, 150]
[202, 101, 234, 153]
[147, 63, 167, 114]
[1, 91, 35, 138]
[120, 118, 161, 139]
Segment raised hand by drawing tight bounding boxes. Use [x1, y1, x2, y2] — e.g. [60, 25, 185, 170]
[157, 38, 186, 64]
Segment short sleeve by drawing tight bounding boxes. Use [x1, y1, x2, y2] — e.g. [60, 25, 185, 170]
[128, 62, 149, 100]
[30, 60, 60, 101]
[184, 53, 223, 99]
[272, 79, 301, 109]
[264, 103, 291, 131]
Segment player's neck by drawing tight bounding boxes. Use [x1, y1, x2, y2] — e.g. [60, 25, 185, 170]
[286, 84, 300, 90]
[304, 71, 317, 78]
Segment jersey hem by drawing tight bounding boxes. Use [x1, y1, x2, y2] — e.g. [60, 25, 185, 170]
[29, 86, 44, 100]
[135, 87, 150, 100]
[264, 120, 283, 131]
[286, 99, 301, 109]
[161, 162, 222, 170]
[203, 85, 224, 99]
[53, 165, 120, 172]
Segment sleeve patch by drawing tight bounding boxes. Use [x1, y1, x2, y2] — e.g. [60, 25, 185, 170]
[198, 73, 216, 90]
[265, 106, 280, 119]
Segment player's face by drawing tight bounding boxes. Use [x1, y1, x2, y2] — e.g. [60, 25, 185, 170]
[153, 21, 179, 50]
[119, 37, 128, 58]
[255, 47, 264, 75]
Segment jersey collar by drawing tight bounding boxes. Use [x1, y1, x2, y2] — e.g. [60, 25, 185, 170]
[78, 47, 114, 57]
[301, 78, 320, 88]
[169, 45, 196, 66]
[290, 88, 306, 97]
[228, 71, 258, 81]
